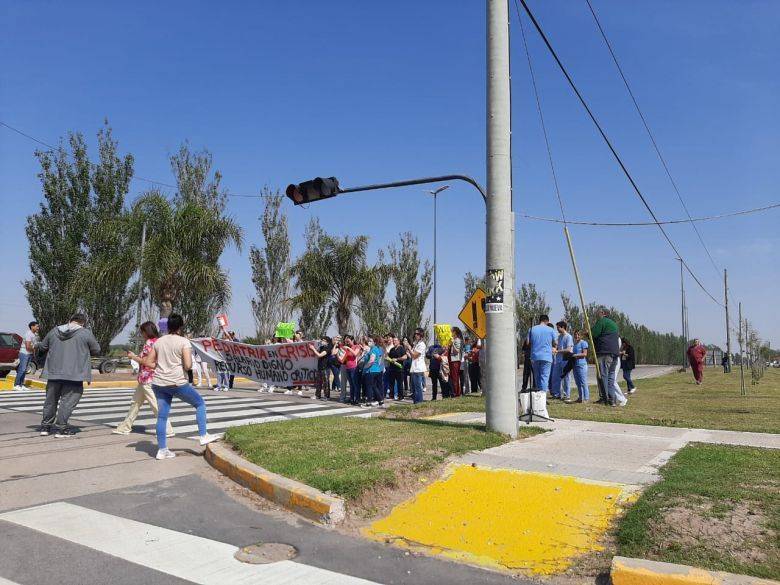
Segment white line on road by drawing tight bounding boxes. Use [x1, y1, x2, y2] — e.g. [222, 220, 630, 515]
[125, 402, 337, 427]
[0, 502, 379, 584]
[171, 406, 367, 434]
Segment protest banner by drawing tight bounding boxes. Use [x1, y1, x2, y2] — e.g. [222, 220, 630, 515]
[274, 322, 296, 340]
[191, 337, 317, 388]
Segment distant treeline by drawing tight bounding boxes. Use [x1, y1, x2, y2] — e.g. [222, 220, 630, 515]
[561, 293, 685, 365]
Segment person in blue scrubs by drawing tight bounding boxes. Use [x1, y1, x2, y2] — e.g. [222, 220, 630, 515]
[526, 315, 558, 391]
[551, 321, 573, 400]
[571, 330, 590, 402]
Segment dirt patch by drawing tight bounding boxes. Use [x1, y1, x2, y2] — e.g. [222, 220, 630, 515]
[652, 499, 774, 564]
[339, 457, 451, 536]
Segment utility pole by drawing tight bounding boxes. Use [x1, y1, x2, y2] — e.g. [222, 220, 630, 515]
[679, 258, 687, 370]
[738, 302, 746, 396]
[485, 0, 518, 437]
[724, 269, 731, 372]
[134, 222, 147, 352]
[427, 185, 450, 326]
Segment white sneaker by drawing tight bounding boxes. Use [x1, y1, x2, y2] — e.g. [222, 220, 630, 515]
[156, 449, 176, 460]
[284, 389, 293, 395]
[370, 401, 380, 407]
[199, 433, 220, 446]
[14, 385, 25, 391]
[297, 390, 303, 396]
[112, 429, 130, 435]
[618, 397, 628, 407]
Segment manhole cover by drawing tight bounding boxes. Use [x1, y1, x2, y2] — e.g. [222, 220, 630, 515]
[234, 543, 298, 564]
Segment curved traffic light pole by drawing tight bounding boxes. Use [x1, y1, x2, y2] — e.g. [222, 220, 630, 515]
[336, 175, 487, 204]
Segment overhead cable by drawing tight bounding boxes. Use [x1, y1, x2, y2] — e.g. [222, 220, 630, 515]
[513, 0, 723, 307]
[583, 0, 721, 276]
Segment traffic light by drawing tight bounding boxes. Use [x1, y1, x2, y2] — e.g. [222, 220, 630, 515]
[285, 177, 341, 205]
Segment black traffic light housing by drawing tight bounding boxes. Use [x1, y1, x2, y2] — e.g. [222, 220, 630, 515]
[285, 177, 341, 205]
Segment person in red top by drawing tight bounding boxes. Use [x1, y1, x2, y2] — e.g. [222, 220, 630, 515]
[686, 338, 708, 385]
[114, 321, 175, 436]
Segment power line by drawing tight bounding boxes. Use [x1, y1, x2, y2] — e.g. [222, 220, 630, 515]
[0, 120, 273, 199]
[517, 12, 567, 223]
[583, 0, 721, 276]
[520, 200, 780, 226]
[513, 0, 723, 307]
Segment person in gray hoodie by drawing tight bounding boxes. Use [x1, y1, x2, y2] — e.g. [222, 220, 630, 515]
[38, 313, 101, 437]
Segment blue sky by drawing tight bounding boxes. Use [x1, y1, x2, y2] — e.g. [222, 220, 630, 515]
[1, 0, 777, 349]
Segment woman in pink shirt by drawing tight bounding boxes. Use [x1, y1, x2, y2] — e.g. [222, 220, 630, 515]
[114, 322, 174, 437]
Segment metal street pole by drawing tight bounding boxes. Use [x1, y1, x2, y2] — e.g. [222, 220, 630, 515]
[724, 269, 731, 372]
[738, 302, 746, 395]
[486, 0, 518, 437]
[134, 222, 147, 352]
[679, 258, 687, 370]
[427, 185, 450, 326]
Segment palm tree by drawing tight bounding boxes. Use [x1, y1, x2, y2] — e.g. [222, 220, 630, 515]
[291, 229, 371, 334]
[131, 190, 243, 334]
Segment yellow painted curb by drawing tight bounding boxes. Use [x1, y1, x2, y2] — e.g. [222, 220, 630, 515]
[611, 556, 779, 585]
[204, 442, 345, 525]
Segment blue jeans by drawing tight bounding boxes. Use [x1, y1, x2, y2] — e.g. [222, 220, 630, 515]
[573, 363, 590, 401]
[152, 383, 207, 450]
[15, 353, 31, 387]
[329, 364, 341, 390]
[411, 372, 425, 403]
[366, 371, 384, 403]
[531, 360, 552, 391]
[598, 354, 624, 404]
[550, 359, 571, 399]
[347, 368, 359, 404]
[622, 368, 635, 390]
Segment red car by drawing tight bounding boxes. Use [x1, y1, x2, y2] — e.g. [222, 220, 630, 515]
[0, 332, 23, 379]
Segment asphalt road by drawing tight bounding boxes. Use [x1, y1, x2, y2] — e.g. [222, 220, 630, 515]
[0, 387, 531, 585]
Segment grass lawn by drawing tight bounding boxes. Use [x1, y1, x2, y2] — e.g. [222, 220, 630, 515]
[225, 416, 541, 501]
[387, 368, 780, 433]
[616, 443, 780, 580]
[547, 367, 780, 433]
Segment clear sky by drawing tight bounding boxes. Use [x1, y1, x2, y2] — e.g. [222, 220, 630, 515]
[1, 1, 777, 349]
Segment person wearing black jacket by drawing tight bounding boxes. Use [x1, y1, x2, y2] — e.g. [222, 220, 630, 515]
[620, 339, 637, 394]
[521, 338, 534, 391]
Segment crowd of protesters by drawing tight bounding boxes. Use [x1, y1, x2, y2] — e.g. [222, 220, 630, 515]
[309, 326, 484, 406]
[20, 304, 710, 459]
[523, 308, 640, 407]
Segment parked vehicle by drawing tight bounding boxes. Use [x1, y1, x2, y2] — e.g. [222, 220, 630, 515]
[0, 332, 22, 379]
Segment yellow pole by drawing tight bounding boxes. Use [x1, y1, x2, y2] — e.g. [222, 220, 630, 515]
[564, 226, 601, 381]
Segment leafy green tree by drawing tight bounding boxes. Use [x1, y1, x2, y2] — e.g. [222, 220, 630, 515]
[463, 272, 486, 302]
[249, 189, 292, 339]
[75, 125, 138, 350]
[515, 282, 550, 340]
[132, 188, 242, 334]
[290, 218, 333, 338]
[357, 251, 391, 335]
[24, 133, 91, 335]
[389, 232, 432, 338]
[25, 124, 137, 349]
[291, 225, 370, 334]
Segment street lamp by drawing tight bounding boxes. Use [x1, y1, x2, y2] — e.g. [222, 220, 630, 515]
[426, 185, 450, 326]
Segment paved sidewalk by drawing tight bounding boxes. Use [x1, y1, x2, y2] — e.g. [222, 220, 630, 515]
[438, 414, 780, 487]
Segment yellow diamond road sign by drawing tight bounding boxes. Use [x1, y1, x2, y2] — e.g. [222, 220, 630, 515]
[459, 288, 487, 340]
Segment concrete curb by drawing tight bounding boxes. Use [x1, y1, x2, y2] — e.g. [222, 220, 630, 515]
[204, 442, 345, 526]
[611, 556, 779, 585]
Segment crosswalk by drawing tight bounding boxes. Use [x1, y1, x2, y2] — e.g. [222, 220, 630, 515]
[0, 388, 375, 437]
[0, 502, 380, 584]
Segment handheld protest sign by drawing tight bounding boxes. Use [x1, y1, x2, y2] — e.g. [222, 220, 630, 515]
[434, 324, 453, 348]
[275, 322, 296, 340]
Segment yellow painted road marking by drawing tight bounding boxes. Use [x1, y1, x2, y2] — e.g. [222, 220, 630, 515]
[365, 465, 632, 575]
